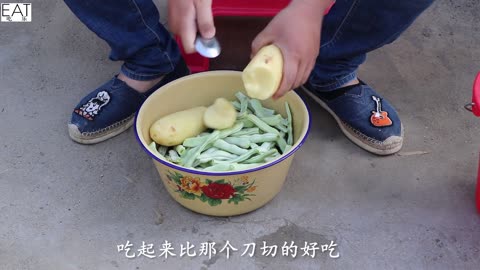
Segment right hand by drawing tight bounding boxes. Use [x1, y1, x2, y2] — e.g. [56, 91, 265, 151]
[168, 0, 216, 53]
[251, 0, 327, 99]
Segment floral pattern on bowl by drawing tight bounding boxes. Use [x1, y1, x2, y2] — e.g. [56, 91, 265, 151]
[165, 171, 257, 206]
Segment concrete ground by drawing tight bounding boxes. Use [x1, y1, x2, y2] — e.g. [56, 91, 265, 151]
[1, 0, 480, 269]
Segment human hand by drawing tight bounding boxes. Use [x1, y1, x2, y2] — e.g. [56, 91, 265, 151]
[251, 0, 332, 99]
[168, 0, 216, 53]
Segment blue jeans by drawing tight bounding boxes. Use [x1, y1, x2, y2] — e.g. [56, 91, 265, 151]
[64, 0, 181, 81]
[64, 0, 434, 90]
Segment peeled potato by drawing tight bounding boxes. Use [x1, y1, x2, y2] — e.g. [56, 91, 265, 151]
[242, 44, 284, 100]
[150, 106, 207, 146]
[203, 98, 237, 130]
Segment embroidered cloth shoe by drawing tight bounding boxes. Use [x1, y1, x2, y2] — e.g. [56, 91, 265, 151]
[302, 81, 403, 155]
[68, 59, 190, 144]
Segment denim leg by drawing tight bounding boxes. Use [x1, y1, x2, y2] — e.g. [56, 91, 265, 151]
[310, 0, 435, 91]
[64, 0, 181, 81]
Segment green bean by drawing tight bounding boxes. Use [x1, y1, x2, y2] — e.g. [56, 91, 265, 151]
[181, 145, 198, 164]
[276, 132, 287, 153]
[230, 163, 264, 171]
[224, 137, 251, 149]
[213, 139, 248, 155]
[265, 155, 280, 162]
[249, 99, 267, 117]
[262, 108, 275, 116]
[167, 149, 181, 163]
[192, 159, 203, 168]
[202, 163, 232, 172]
[239, 98, 249, 118]
[285, 102, 293, 145]
[219, 122, 244, 138]
[259, 142, 275, 152]
[250, 143, 260, 149]
[182, 123, 243, 148]
[202, 147, 217, 155]
[198, 156, 232, 164]
[245, 149, 279, 163]
[241, 133, 278, 143]
[175, 145, 186, 156]
[197, 156, 211, 163]
[234, 92, 248, 113]
[237, 118, 255, 128]
[216, 148, 260, 164]
[148, 142, 165, 160]
[248, 99, 276, 117]
[182, 130, 220, 167]
[274, 123, 288, 133]
[198, 162, 213, 169]
[206, 162, 264, 172]
[198, 150, 238, 162]
[235, 92, 249, 103]
[284, 144, 293, 153]
[148, 141, 158, 153]
[231, 100, 241, 110]
[246, 114, 280, 135]
[231, 127, 259, 136]
[183, 135, 208, 147]
[158, 145, 168, 157]
[260, 114, 283, 126]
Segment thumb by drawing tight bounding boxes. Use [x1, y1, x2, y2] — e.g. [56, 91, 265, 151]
[251, 30, 273, 58]
[194, 0, 215, 38]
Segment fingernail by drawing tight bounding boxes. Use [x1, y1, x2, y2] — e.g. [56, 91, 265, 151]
[203, 29, 215, 39]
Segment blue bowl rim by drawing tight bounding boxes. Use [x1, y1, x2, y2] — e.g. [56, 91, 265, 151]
[134, 72, 312, 176]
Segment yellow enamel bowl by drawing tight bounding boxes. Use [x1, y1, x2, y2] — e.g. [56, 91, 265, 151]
[135, 71, 310, 216]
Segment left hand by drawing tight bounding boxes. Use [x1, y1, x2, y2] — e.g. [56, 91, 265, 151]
[168, 0, 216, 53]
[251, 0, 329, 99]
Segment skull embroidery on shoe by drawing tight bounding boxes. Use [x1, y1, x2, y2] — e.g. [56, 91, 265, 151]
[74, 91, 111, 121]
[370, 96, 393, 127]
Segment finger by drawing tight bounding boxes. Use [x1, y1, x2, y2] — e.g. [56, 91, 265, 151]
[167, 0, 180, 34]
[273, 51, 298, 99]
[251, 30, 273, 58]
[293, 61, 307, 90]
[194, 0, 215, 38]
[300, 60, 315, 87]
[180, 5, 197, 53]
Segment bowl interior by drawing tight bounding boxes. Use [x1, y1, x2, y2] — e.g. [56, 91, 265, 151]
[135, 71, 310, 173]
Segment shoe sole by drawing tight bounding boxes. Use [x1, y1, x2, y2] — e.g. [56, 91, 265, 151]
[301, 86, 403, 155]
[68, 114, 135, 145]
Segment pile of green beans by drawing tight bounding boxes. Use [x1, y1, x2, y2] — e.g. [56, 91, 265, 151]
[148, 92, 294, 172]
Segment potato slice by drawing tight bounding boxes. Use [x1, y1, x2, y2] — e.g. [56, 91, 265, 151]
[242, 44, 284, 100]
[150, 106, 207, 146]
[203, 98, 237, 130]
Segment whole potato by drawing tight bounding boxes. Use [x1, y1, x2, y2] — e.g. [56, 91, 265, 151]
[150, 106, 207, 146]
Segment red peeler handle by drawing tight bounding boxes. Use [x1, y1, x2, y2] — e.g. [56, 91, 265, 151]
[467, 72, 480, 116]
